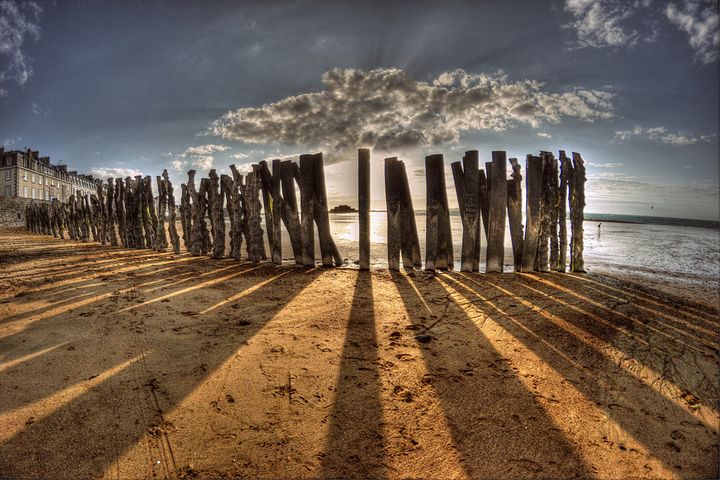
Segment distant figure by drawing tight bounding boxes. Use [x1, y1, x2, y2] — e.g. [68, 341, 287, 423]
[598, 223, 602, 237]
[651, 205, 654, 210]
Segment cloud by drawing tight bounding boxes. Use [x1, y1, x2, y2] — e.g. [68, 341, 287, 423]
[2, 135, 21, 147]
[615, 125, 715, 145]
[231, 152, 249, 160]
[170, 144, 230, 172]
[210, 68, 614, 159]
[0, 0, 42, 92]
[665, 1, 719, 64]
[537, 132, 552, 138]
[563, 0, 646, 48]
[587, 161, 624, 168]
[87, 167, 143, 179]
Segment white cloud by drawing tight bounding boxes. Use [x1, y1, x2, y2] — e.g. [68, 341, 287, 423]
[587, 161, 625, 168]
[87, 167, 143, 179]
[0, 0, 42, 92]
[563, 0, 644, 48]
[183, 144, 229, 156]
[170, 144, 229, 172]
[210, 67, 614, 159]
[2, 135, 21, 147]
[665, 1, 719, 64]
[537, 132, 553, 138]
[231, 152, 249, 160]
[615, 125, 715, 145]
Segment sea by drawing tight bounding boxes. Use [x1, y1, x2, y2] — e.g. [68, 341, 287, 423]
[324, 212, 720, 296]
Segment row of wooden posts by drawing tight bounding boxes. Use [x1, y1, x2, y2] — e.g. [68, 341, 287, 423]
[24, 148, 586, 273]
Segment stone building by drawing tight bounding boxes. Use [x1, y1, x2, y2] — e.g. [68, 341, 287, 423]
[0, 148, 99, 201]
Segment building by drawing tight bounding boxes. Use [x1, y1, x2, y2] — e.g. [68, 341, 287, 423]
[0, 148, 100, 202]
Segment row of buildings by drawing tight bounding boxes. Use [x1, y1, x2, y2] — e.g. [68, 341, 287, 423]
[0, 148, 100, 202]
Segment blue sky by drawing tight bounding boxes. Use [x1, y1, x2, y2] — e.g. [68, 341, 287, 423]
[1, 0, 718, 219]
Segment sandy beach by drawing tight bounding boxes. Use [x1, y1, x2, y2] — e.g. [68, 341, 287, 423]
[0, 228, 718, 479]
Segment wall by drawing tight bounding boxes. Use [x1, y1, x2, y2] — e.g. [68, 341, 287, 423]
[0, 197, 48, 227]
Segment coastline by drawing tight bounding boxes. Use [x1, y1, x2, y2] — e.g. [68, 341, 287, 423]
[0, 230, 718, 479]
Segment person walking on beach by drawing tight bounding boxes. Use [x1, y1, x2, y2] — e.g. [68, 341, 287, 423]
[598, 223, 602, 237]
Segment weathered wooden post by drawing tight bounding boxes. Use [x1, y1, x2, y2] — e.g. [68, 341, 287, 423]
[180, 183, 191, 252]
[96, 183, 107, 245]
[115, 178, 127, 247]
[198, 177, 213, 255]
[486, 151, 507, 272]
[280, 160, 303, 264]
[298, 154, 316, 266]
[398, 159, 422, 270]
[187, 170, 202, 256]
[548, 155, 560, 270]
[163, 170, 181, 254]
[244, 164, 265, 262]
[228, 165, 245, 260]
[155, 174, 168, 252]
[208, 169, 225, 259]
[569, 152, 586, 273]
[384, 157, 401, 271]
[479, 168, 489, 240]
[425, 154, 452, 270]
[312, 153, 343, 266]
[557, 151, 570, 272]
[520, 155, 543, 272]
[358, 148, 371, 270]
[82, 193, 92, 242]
[107, 178, 118, 246]
[535, 152, 552, 272]
[259, 161, 276, 260]
[507, 157, 523, 271]
[451, 150, 480, 272]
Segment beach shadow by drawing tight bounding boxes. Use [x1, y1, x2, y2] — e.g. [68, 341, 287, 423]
[0, 264, 324, 478]
[319, 270, 386, 478]
[391, 271, 592, 478]
[442, 271, 718, 478]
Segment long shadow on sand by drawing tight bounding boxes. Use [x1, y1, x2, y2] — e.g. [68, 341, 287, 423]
[392, 272, 592, 478]
[319, 270, 386, 477]
[440, 271, 718, 478]
[0, 264, 324, 478]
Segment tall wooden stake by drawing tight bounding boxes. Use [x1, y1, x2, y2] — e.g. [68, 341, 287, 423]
[486, 151, 507, 272]
[521, 155, 543, 272]
[358, 148, 371, 270]
[507, 157, 523, 271]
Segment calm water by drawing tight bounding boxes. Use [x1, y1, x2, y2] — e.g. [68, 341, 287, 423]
[256, 211, 720, 285]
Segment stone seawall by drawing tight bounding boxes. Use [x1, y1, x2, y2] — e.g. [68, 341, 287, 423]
[0, 197, 48, 227]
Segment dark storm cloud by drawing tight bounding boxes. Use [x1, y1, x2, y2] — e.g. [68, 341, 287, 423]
[210, 67, 614, 156]
[0, 0, 42, 95]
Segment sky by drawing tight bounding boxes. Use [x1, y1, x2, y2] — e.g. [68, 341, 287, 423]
[1, 0, 718, 220]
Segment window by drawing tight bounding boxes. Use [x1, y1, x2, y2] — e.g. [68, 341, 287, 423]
[4, 170, 9, 181]
[31, 174, 36, 184]
[4, 158, 9, 166]
[23, 186, 28, 197]
[31, 188, 35, 199]
[45, 190, 49, 200]
[4, 186, 10, 196]
[23, 171, 27, 181]
[45, 177, 48, 185]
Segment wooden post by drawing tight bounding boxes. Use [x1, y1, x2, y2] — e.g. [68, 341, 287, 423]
[548, 155, 560, 270]
[164, 170, 181, 254]
[280, 160, 302, 264]
[521, 155, 543, 272]
[180, 183, 192, 253]
[557, 151, 570, 272]
[155, 175, 168, 252]
[208, 169, 225, 259]
[384, 157, 401, 271]
[259, 161, 276, 260]
[198, 178, 213, 255]
[107, 178, 118, 246]
[298, 154, 316, 266]
[570, 152, 586, 273]
[244, 165, 266, 262]
[535, 152, 552, 272]
[187, 170, 202, 256]
[398, 159, 422, 270]
[479, 168, 489, 240]
[115, 178, 127, 247]
[358, 148, 370, 270]
[452, 151, 480, 272]
[270, 160, 283, 264]
[96, 183, 107, 245]
[312, 153, 343, 266]
[229, 165, 246, 260]
[507, 157, 523, 271]
[425, 154, 451, 270]
[486, 151, 507, 273]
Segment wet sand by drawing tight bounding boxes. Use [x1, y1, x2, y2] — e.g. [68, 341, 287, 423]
[0, 228, 718, 479]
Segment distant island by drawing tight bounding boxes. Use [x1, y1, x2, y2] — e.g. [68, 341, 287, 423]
[329, 204, 358, 213]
